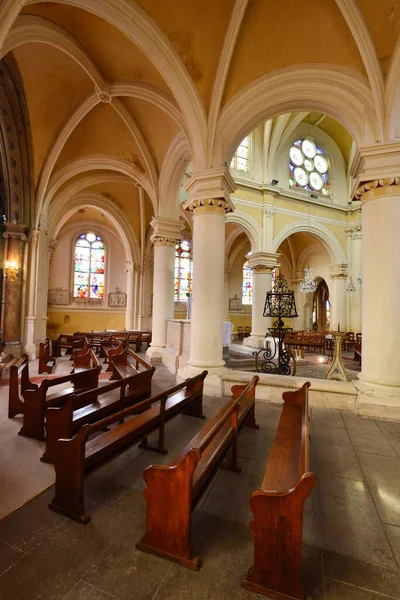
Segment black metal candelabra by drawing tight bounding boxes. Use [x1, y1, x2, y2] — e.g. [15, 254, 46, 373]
[256, 274, 298, 376]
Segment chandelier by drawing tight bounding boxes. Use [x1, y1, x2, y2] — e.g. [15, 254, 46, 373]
[300, 267, 317, 294]
[347, 277, 356, 295]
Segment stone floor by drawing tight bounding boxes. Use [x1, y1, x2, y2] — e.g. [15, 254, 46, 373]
[1, 358, 400, 598]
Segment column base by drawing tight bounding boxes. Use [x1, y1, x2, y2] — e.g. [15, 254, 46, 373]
[177, 364, 228, 396]
[243, 335, 265, 349]
[355, 375, 400, 420]
[145, 345, 164, 364]
[24, 316, 37, 359]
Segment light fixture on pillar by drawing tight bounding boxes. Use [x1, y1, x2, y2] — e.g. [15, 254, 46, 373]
[346, 277, 356, 295]
[356, 273, 362, 286]
[5, 260, 19, 283]
[261, 274, 298, 376]
[300, 204, 317, 294]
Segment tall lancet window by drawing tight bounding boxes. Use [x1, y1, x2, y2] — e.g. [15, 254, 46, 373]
[231, 135, 250, 173]
[174, 240, 192, 301]
[288, 138, 329, 196]
[242, 261, 253, 304]
[74, 233, 105, 299]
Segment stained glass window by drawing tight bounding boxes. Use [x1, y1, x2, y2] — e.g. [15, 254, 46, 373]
[230, 136, 250, 173]
[288, 138, 329, 196]
[174, 240, 192, 302]
[74, 233, 105, 299]
[242, 261, 253, 304]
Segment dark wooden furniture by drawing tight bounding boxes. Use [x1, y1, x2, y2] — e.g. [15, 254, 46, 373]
[71, 347, 100, 374]
[43, 365, 156, 464]
[241, 381, 316, 600]
[109, 347, 150, 380]
[136, 376, 259, 570]
[74, 330, 152, 353]
[105, 336, 130, 371]
[237, 326, 244, 340]
[100, 335, 121, 364]
[0, 352, 14, 378]
[49, 371, 208, 524]
[38, 339, 56, 374]
[7, 354, 37, 418]
[354, 343, 362, 365]
[52, 334, 85, 357]
[20, 366, 101, 440]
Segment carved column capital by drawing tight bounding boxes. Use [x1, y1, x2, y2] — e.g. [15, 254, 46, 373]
[329, 264, 348, 279]
[182, 168, 236, 216]
[150, 217, 184, 246]
[354, 178, 400, 202]
[2, 222, 29, 242]
[246, 251, 280, 273]
[124, 260, 134, 272]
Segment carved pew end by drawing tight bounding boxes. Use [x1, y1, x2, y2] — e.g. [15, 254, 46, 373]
[135, 541, 201, 571]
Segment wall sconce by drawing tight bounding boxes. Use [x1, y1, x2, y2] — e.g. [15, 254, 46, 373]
[5, 261, 19, 283]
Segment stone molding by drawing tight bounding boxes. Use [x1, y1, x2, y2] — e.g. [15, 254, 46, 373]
[329, 263, 348, 279]
[124, 260, 134, 272]
[150, 216, 184, 247]
[354, 178, 400, 201]
[182, 168, 236, 214]
[2, 222, 28, 241]
[246, 251, 280, 272]
[345, 223, 362, 239]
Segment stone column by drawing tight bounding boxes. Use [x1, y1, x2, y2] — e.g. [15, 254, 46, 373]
[2, 223, 29, 356]
[146, 217, 184, 363]
[351, 224, 362, 332]
[224, 262, 230, 320]
[292, 275, 306, 330]
[354, 176, 400, 414]
[243, 251, 280, 348]
[24, 228, 39, 358]
[124, 260, 134, 330]
[178, 168, 236, 386]
[329, 264, 347, 332]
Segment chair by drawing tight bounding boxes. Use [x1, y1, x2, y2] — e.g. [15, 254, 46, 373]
[244, 326, 251, 338]
[345, 332, 355, 352]
[237, 326, 244, 340]
[356, 332, 362, 345]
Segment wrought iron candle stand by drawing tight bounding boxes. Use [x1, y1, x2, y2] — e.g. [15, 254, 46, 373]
[255, 274, 298, 376]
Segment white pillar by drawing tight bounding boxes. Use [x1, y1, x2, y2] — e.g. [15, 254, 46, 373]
[224, 262, 230, 320]
[24, 229, 39, 358]
[351, 225, 362, 332]
[243, 251, 280, 348]
[329, 264, 347, 332]
[178, 168, 236, 386]
[146, 218, 184, 363]
[292, 276, 306, 330]
[355, 181, 400, 412]
[124, 261, 134, 329]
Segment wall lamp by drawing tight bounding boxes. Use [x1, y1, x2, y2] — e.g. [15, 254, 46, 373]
[5, 261, 19, 283]
[271, 179, 279, 186]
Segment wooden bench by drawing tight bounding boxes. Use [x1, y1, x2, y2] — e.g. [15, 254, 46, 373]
[0, 352, 14, 378]
[105, 336, 130, 371]
[354, 343, 362, 365]
[100, 335, 121, 364]
[52, 334, 85, 357]
[136, 375, 259, 570]
[38, 340, 56, 374]
[69, 337, 90, 362]
[20, 366, 101, 441]
[7, 354, 37, 418]
[71, 347, 100, 374]
[43, 364, 156, 464]
[109, 347, 151, 380]
[241, 381, 316, 600]
[48, 370, 208, 524]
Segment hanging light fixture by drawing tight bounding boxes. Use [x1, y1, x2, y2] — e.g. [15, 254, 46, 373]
[300, 202, 317, 294]
[347, 276, 356, 295]
[356, 273, 362, 286]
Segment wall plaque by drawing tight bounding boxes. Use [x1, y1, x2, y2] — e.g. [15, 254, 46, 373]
[108, 287, 127, 307]
[229, 294, 242, 311]
[48, 287, 69, 305]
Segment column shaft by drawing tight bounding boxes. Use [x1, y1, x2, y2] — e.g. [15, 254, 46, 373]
[124, 262, 134, 329]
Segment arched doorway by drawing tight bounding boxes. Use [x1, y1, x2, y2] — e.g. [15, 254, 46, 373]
[312, 279, 330, 331]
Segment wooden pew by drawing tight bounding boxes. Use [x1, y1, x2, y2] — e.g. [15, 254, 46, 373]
[241, 381, 316, 600]
[38, 340, 56, 374]
[52, 334, 85, 357]
[20, 366, 101, 441]
[109, 347, 151, 380]
[8, 354, 37, 418]
[43, 364, 156, 464]
[71, 347, 100, 374]
[48, 370, 208, 524]
[136, 376, 259, 570]
[100, 335, 121, 364]
[0, 353, 14, 378]
[105, 336, 130, 372]
[69, 337, 90, 362]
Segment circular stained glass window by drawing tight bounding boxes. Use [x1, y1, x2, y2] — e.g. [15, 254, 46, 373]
[288, 138, 329, 196]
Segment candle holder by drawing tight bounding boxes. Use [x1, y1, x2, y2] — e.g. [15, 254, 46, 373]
[326, 331, 350, 382]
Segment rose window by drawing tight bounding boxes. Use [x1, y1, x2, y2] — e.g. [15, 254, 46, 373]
[288, 138, 329, 196]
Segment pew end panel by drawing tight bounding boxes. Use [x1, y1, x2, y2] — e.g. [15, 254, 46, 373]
[136, 449, 202, 570]
[242, 472, 316, 600]
[49, 426, 91, 524]
[8, 355, 38, 418]
[282, 381, 311, 408]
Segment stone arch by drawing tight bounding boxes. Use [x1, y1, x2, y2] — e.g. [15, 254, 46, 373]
[226, 209, 261, 252]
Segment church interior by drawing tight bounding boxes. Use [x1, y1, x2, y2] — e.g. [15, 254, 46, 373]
[1, 1, 400, 598]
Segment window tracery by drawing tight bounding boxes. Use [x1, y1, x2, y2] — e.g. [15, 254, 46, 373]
[174, 240, 192, 302]
[288, 138, 329, 196]
[242, 261, 253, 304]
[231, 136, 250, 174]
[73, 233, 105, 299]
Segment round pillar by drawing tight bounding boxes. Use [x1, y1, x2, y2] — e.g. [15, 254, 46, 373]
[124, 261, 134, 330]
[329, 264, 347, 332]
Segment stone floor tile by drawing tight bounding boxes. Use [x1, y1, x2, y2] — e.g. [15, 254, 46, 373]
[318, 475, 396, 568]
[312, 408, 345, 429]
[324, 578, 396, 599]
[312, 425, 352, 446]
[66, 580, 122, 599]
[376, 421, 400, 457]
[237, 425, 274, 461]
[313, 440, 364, 480]
[0, 501, 128, 600]
[83, 521, 171, 600]
[385, 524, 400, 564]
[357, 452, 400, 526]
[86, 457, 133, 490]
[153, 514, 251, 600]
[348, 429, 397, 457]
[0, 487, 65, 552]
[303, 502, 323, 548]
[323, 549, 400, 598]
[343, 413, 380, 433]
[0, 541, 24, 577]
[87, 479, 147, 524]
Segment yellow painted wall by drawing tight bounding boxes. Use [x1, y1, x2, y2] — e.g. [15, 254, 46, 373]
[229, 313, 252, 331]
[47, 310, 125, 336]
